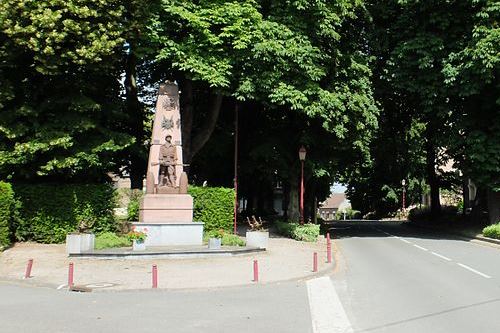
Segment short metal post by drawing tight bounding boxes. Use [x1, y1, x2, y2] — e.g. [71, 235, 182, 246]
[313, 252, 318, 272]
[326, 232, 332, 263]
[68, 262, 74, 287]
[253, 260, 259, 282]
[152, 265, 158, 289]
[24, 259, 33, 279]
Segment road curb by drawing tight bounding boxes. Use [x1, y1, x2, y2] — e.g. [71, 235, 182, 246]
[406, 222, 500, 246]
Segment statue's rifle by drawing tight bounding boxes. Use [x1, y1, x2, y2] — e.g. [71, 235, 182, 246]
[150, 162, 190, 167]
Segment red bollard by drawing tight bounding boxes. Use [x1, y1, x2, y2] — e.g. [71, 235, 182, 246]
[24, 259, 33, 279]
[327, 232, 331, 245]
[253, 260, 259, 282]
[313, 252, 318, 272]
[327, 242, 332, 263]
[152, 265, 158, 289]
[68, 262, 74, 287]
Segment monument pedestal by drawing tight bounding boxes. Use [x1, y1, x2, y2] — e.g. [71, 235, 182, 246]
[137, 194, 203, 246]
[132, 222, 203, 246]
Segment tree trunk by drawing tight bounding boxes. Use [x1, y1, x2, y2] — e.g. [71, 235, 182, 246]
[425, 140, 441, 218]
[486, 189, 500, 225]
[287, 173, 300, 222]
[124, 43, 145, 189]
[179, 79, 223, 166]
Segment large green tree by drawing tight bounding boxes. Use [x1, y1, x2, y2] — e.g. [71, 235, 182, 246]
[0, 0, 133, 181]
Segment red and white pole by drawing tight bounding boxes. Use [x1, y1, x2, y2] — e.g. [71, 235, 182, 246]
[24, 259, 33, 279]
[68, 262, 74, 287]
[313, 252, 318, 272]
[253, 260, 259, 282]
[152, 265, 158, 289]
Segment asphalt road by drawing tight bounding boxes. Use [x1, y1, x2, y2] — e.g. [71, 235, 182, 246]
[330, 222, 500, 333]
[2, 222, 500, 333]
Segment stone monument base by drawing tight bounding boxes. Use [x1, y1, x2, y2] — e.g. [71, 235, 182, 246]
[132, 222, 204, 246]
[139, 194, 193, 223]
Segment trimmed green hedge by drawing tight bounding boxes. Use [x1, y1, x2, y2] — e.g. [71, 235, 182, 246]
[189, 186, 234, 233]
[0, 182, 17, 249]
[483, 223, 500, 239]
[95, 232, 131, 249]
[14, 184, 117, 243]
[275, 220, 320, 242]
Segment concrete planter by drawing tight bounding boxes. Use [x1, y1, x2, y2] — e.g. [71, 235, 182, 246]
[133, 239, 146, 251]
[208, 238, 222, 250]
[246, 231, 269, 249]
[66, 233, 95, 254]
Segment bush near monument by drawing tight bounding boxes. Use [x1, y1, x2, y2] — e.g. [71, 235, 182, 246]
[0, 182, 18, 249]
[94, 232, 132, 250]
[14, 184, 117, 244]
[275, 221, 320, 242]
[483, 224, 500, 240]
[204, 229, 245, 246]
[189, 186, 234, 233]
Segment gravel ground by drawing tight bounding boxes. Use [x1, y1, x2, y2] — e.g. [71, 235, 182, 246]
[0, 236, 332, 291]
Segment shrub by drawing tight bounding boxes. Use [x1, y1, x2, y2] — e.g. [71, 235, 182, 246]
[127, 190, 143, 221]
[275, 220, 320, 242]
[189, 186, 234, 233]
[483, 223, 500, 239]
[14, 184, 117, 243]
[0, 182, 18, 249]
[204, 229, 245, 246]
[95, 232, 131, 250]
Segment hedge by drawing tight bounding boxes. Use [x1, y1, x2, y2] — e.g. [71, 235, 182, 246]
[188, 186, 234, 232]
[0, 182, 17, 249]
[14, 184, 117, 243]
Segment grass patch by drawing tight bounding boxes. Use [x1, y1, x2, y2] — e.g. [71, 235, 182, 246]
[483, 223, 500, 239]
[95, 232, 131, 250]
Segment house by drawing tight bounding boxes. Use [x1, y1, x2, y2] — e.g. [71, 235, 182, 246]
[318, 193, 351, 221]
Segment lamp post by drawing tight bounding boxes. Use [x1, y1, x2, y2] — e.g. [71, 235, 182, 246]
[402, 179, 406, 212]
[299, 146, 307, 225]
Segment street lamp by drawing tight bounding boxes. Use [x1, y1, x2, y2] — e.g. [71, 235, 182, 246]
[401, 179, 406, 211]
[299, 146, 307, 225]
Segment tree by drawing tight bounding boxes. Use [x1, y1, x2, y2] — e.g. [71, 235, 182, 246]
[0, 0, 133, 181]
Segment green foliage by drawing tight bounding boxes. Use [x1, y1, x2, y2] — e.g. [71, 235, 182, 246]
[189, 186, 234, 232]
[127, 190, 143, 221]
[14, 184, 116, 243]
[275, 220, 320, 242]
[335, 208, 362, 220]
[482, 224, 500, 240]
[94, 232, 131, 250]
[204, 229, 245, 246]
[0, 181, 18, 249]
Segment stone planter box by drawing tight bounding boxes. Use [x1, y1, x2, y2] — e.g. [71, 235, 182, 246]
[208, 238, 221, 250]
[246, 231, 269, 249]
[66, 233, 95, 254]
[133, 239, 146, 251]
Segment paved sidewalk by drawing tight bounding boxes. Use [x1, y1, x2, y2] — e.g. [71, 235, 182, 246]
[0, 236, 333, 291]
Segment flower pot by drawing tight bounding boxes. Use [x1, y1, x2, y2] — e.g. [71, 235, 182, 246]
[246, 231, 269, 249]
[133, 239, 146, 251]
[208, 238, 222, 250]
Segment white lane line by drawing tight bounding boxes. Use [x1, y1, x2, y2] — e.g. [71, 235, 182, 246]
[430, 252, 452, 261]
[457, 263, 492, 279]
[307, 276, 353, 333]
[399, 238, 412, 244]
[413, 244, 428, 251]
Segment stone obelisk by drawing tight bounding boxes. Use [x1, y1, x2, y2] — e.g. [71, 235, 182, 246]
[133, 81, 203, 246]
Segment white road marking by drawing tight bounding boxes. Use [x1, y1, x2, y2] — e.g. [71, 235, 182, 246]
[431, 252, 452, 261]
[457, 263, 492, 279]
[413, 244, 428, 251]
[399, 238, 412, 244]
[307, 276, 353, 333]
